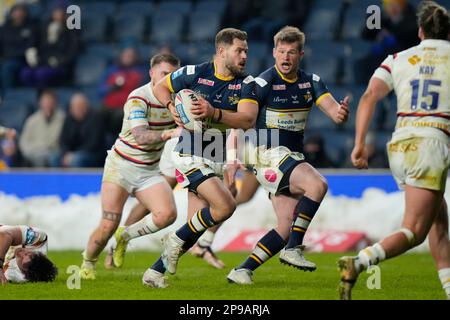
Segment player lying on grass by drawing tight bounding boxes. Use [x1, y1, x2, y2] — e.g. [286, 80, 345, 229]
[227, 26, 349, 284]
[338, 1, 450, 300]
[0, 224, 57, 284]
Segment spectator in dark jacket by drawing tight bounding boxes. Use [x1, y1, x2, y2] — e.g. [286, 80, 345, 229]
[50, 93, 105, 167]
[0, 4, 37, 91]
[303, 135, 337, 168]
[358, 0, 419, 83]
[20, 0, 79, 88]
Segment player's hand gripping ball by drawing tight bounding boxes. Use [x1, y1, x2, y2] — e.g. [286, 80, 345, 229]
[174, 89, 203, 132]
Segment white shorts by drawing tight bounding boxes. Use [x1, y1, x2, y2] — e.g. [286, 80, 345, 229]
[102, 150, 165, 195]
[253, 146, 305, 194]
[159, 137, 178, 178]
[388, 136, 449, 191]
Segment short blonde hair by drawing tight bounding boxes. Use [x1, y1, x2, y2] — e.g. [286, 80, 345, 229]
[273, 26, 305, 51]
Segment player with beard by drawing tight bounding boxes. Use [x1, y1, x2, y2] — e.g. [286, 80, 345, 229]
[141, 28, 259, 288]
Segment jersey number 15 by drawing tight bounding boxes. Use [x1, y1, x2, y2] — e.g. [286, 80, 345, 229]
[410, 79, 441, 111]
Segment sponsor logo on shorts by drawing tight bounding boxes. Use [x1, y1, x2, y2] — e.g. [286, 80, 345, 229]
[175, 169, 185, 183]
[198, 78, 215, 86]
[264, 169, 278, 183]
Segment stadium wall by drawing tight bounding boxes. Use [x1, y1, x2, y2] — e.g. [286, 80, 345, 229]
[0, 170, 448, 252]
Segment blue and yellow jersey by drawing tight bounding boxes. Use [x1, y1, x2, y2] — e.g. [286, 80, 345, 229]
[167, 61, 258, 157]
[167, 61, 258, 132]
[254, 65, 330, 153]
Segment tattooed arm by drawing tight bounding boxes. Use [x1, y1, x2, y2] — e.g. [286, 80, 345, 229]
[131, 125, 178, 146]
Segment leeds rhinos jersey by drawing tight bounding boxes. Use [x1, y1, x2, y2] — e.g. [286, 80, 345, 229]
[112, 82, 175, 167]
[373, 39, 450, 142]
[167, 61, 258, 157]
[254, 65, 330, 153]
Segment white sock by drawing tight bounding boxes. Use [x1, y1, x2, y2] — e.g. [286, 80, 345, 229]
[109, 237, 117, 250]
[438, 268, 450, 298]
[82, 250, 98, 268]
[123, 214, 159, 241]
[197, 230, 215, 248]
[356, 243, 386, 271]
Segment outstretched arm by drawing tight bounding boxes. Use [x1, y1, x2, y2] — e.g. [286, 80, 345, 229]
[351, 77, 391, 169]
[317, 94, 350, 125]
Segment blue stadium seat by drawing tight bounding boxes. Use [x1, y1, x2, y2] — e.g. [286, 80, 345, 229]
[321, 130, 354, 165]
[341, 5, 368, 39]
[188, 11, 221, 42]
[81, 14, 107, 42]
[80, 86, 102, 110]
[0, 101, 32, 132]
[74, 55, 108, 87]
[150, 11, 184, 43]
[55, 88, 78, 111]
[3, 89, 38, 109]
[312, 0, 344, 11]
[156, 1, 193, 16]
[304, 54, 339, 84]
[85, 43, 119, 63]
[307, 106, 338, 131]
[27, 2, 43, 19]
[248, 42, 270, 61]
[344, 39, 372, 59]
[303, 9, 339, 40]
[245, 58, 262, 77]
[305, 40, 347, 60]
[137, 44, 157, 62]
[113, 12, 146, 42]
[119, 1, 155, 17]
[195, 0, 227, 16]
[80, 1, 116, 17]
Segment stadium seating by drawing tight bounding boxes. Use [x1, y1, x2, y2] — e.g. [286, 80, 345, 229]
[341, 5, 369, 40]
[150, 11, 184, 43]
[54, 87, 79, 111]
[195, 0, 227, 17]
[188, 10, 222, 42]
[79, 1, 116, 18]
[80, 14, 108, 43]
[2, 88, 38, 109]
[303, 9, 339, 40]
[0, 100, 32, 132]
[74, 54, 107, 87]
[119, 1, 155, 17]
[84, 43, 119, 63]
[156, 1, 193, 16]
[113, 12, 146, 42]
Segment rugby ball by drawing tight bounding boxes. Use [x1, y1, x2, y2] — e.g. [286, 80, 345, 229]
[174, 89, 202, 132]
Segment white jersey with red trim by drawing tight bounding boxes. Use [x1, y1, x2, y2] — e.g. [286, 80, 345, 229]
[112, 82, 175, 167]
[2, 225, 48, 283]
[373, 39, 450, 142]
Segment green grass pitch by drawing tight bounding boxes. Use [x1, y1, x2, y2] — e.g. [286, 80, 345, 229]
[1, 251, 446, 300]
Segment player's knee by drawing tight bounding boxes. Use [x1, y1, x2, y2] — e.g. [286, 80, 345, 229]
[212, 197, 236, 222]
[304, 175, 328, 199]
[153, 208, 177, 227]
